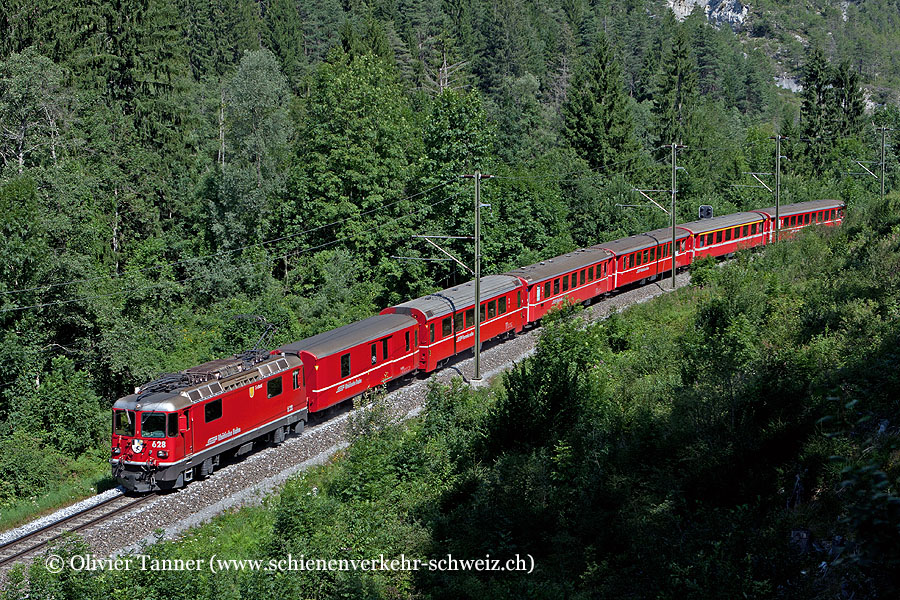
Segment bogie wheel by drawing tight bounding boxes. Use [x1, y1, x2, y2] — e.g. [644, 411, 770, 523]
[199, 458, 214, 479]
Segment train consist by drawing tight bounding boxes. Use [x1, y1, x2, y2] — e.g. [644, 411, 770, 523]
[110, 199, 844, 491]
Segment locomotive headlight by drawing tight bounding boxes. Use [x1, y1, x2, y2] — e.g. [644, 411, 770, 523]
[112, 447, 121, 455]
[157, 450, 168, 459]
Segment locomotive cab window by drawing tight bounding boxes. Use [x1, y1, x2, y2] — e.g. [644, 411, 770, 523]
[442, 317, 452, 338]
[267, 376, 282, 398]
[141, 412, 167, 438]
[205, 399, 222, 423]
[113, 410, 135, 437]
[341, 353, 351, 378]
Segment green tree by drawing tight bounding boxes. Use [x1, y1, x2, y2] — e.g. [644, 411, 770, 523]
[0, 48, 68, 174]
[830, 60, 866, 138]
[653, 26, 698, 148]
[800, 45, 832, 173]
[561, 34, 638, 171]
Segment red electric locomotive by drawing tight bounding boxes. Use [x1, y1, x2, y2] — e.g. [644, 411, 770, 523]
[110, 352, 307, 492]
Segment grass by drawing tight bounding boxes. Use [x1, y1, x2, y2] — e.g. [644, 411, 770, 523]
[0, 450, 116, 532]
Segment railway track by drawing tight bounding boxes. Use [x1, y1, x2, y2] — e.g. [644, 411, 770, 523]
[0, 494, 154, 572]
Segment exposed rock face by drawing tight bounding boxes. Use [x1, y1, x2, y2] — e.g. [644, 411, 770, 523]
[668, 0, 749, 30]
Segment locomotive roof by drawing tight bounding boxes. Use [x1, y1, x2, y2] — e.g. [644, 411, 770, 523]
[592, 227, 690, 256]
[678, 212, 764, 234]
[113, 389, 187, 413]
[753, 199, 844, 218]
[276, 313, 417, 359]
[504, 248, 613, 284]
[391, 275, 523, 320]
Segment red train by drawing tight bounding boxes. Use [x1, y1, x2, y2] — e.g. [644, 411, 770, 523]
[110, 200, 844, 491]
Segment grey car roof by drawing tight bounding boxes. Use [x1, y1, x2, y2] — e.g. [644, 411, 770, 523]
[592, 227, 690, 256]
[753, 199, 844, 218]
[276, 313, 417, 359]
[678, 212, 765, 234]
[504, 248, 613, 284]
[391, 275, 523, 320]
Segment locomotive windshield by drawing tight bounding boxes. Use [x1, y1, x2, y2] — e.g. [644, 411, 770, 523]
[140, 412, 167, 438]
[113, 410, 135, 436]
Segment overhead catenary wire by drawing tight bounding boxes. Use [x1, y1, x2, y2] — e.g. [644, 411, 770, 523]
[0, 179, 455, 299]
[0, 190, 464, 315]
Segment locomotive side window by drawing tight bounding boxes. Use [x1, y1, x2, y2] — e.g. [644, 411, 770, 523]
[267, 376, 282, 398]
[113, 410, 135, 436]
[371, 344, 378, 365]
[293, 369, 300, 389]
[168, 413, 178, 437]
[544, 281, 551, 298]
[382, 338, 388, 360]
[488, 300, 496, 319]
[430, 323, 435, 343]
[499, 296, 507, 314]
[141, 412, 167, 438]
[205, 400, 222, 423]
[442, 317, 452, 338]
[405, 331, 410, 351]
[341, 353, 351, 378]
[455, 312, 464, 332]
[466, 308, 474, 327]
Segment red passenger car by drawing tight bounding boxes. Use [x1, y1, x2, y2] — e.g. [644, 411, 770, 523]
[752, 199, 844, 241]
[595, 226, 691, 289]
[273, 313, 419, 414]
[678, 212, 768, 260]
[505, 248, 614, 322]
[381, 275, 528, 372]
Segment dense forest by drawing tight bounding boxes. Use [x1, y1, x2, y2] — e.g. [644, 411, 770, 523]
[6, 193, 900, 599]
[0, 0, 898, 578]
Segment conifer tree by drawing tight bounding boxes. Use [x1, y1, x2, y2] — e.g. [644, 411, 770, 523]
[800, 45, 831, 172]
[653, 26, 698, 148]
[561, 34, 637, 171]
[831, 60, 865, 138]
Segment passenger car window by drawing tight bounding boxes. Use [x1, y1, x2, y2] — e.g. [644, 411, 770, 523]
[455, 312, 464, 332]
[442, 317, 452, 337]
[499, 296, 507, 314]
[488, 300, 496, 319]
[341, 353, 351, 378]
